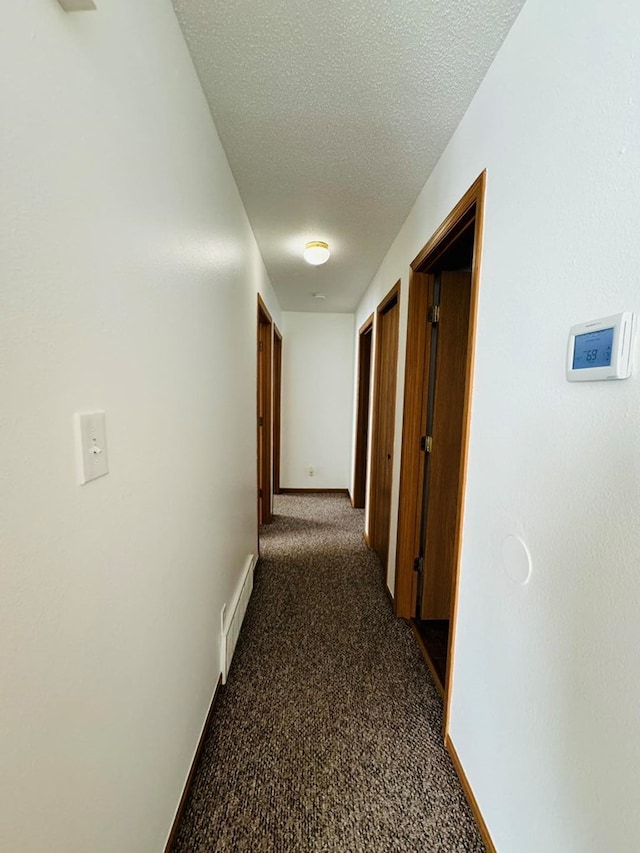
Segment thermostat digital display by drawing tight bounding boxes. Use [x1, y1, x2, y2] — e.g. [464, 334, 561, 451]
[572, 327, 614, 370]
[567, 312, 635, 382]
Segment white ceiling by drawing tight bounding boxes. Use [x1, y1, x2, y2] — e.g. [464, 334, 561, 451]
[173, 0, 526, 313]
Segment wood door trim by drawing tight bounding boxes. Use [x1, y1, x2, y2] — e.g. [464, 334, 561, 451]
[367, 281, 400, 562]
[410, 178, 482, 272]
[257, 292, 273, 324]
[378, 281, 400, 313]
[359, 313, 374, 335]
[443, 172, 486, 734]
[445, 735, 497, 853]
[273, 325, 282, 495]
[353, 313, 374, 508]
[393, 171, 486, 738]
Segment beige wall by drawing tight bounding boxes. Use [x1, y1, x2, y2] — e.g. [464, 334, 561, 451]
[354, 0, 640, 849]
[0, 1, 280, 850]
[280, 312, 355, 489]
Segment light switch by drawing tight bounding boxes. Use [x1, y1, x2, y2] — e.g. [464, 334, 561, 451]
[57, 0, 97, 11]
[75, 411, 108, 484]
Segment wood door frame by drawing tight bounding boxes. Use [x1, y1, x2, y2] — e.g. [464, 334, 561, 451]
[273, 325, 282, 495]
[352, 314, 374, 508]
[257, 294, 273, 525]
[367, 281, 400, 560]
[394, 171, 486, 733]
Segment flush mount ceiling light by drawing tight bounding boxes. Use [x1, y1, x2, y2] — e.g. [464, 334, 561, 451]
[303, 241, 330, 266]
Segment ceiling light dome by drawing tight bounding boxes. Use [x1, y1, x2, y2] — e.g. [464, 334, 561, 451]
[303, 241, 330, 266]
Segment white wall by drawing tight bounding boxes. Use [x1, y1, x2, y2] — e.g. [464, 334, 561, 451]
[354, 0, 640, 850]
[281, 312, 354, 489]
[0, 2, 281, 852]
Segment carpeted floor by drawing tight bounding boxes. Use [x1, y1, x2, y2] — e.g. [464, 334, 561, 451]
[171, 494, 485, 853]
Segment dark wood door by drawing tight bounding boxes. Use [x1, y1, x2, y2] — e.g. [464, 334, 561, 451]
[257, 297, 273, 525]
[420, 271, 471, 619]
[353, 317, 373, 508]
[369, 286, 400, 571]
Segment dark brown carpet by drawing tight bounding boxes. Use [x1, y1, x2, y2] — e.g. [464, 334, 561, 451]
[171, 494, 485, 852]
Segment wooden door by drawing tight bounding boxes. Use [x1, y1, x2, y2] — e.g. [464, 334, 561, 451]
[395, 174, 485, 625]
[420, 271, 472, 619]
[352, 316, 373, 508]
[257, 296, 273, 525]
[393, 172, 485, 731]
[273, 327, 282, 495]
[369, 284, 400, 571]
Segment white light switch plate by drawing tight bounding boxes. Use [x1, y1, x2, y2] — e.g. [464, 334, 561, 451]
[75, 411, 108, 484]
[57, 0, 97, 11]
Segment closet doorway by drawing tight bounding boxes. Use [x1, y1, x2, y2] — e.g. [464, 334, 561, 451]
[273, 326, 282, 495]
[394, 173, 486, 725]
[352, 314, 374, 509]
[257, 295, 273, 526]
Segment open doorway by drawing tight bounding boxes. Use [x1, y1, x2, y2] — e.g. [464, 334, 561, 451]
[273, 326, 282, 496]
[394, 173, 486, 724]
[352, 314, 373, 508]
[257, 295, 273, 526]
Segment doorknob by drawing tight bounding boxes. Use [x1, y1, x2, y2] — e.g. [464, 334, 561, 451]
[387, 453, 391, 460]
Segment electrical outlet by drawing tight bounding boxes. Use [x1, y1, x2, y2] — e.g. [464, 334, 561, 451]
[308, 466, 314, 477]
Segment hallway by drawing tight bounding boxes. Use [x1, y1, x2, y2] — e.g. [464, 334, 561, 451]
[172, 494, 484, 852]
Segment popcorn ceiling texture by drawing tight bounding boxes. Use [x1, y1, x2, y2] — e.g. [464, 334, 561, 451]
[172, 0, 526, 312]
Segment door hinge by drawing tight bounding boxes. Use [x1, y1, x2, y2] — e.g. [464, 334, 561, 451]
[428, 305, 440, 324]
[420, 435, 433, 453]
[258, 340, 264, 352]
[258, 416, 264, 427]
[413, 556, 424, 574]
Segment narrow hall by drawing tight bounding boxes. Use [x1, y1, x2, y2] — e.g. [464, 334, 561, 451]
[171, 494, 484, 852]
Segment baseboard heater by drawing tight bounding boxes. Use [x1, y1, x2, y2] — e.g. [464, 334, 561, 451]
[220, 554, 257, 684]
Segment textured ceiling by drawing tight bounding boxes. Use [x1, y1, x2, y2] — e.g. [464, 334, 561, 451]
[173, 0, 526, 312]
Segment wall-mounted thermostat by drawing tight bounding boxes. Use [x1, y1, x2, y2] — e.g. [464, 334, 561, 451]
[566, 312, 636, 382]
